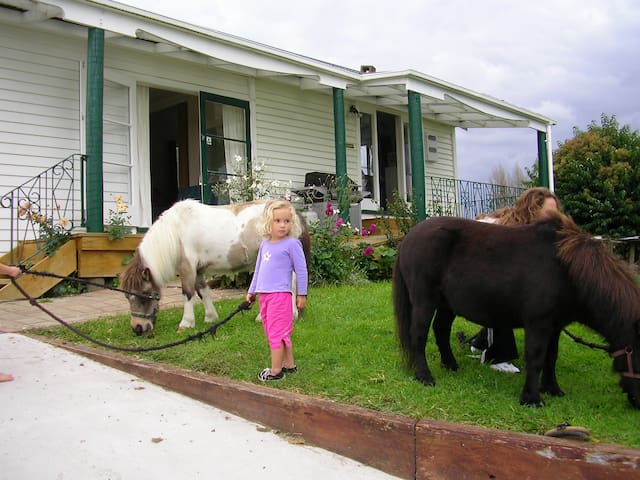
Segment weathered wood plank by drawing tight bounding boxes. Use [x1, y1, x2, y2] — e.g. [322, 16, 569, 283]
[415, 419, 640, 480]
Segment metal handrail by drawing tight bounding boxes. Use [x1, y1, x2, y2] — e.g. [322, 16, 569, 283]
[0, 154, 86, 265]
[426, 176, 525, 219]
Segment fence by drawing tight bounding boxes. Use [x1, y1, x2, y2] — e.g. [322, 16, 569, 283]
[0, 154, 86, 265]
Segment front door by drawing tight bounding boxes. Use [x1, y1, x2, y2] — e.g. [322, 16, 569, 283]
[199, 93, 250, 204]
[359, 111, 401, 211]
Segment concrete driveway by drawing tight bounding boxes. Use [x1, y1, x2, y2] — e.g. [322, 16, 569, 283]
[0, 333, 400, 480]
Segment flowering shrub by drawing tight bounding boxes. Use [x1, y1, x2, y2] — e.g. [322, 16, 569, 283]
[308, 202, 397, 285]
[105, 196, 131, 241]
[211, 156, 292, 203]
[354, 243, 396, 281]
[18, 201, 71, 256]
[308, 202, 362, 285]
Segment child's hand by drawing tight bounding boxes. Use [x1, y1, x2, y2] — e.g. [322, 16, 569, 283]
[246, 293, 256, 305]
[296, 295, 307, 310]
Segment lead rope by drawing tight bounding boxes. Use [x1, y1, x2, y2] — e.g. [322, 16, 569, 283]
[9, 275, 252, 353]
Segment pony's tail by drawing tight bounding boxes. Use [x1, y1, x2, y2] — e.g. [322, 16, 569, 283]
[393, 251, 415, 370]
[296, 212, 312, 269]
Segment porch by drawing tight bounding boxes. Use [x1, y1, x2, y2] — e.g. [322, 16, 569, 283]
[0, 154, 524, 299]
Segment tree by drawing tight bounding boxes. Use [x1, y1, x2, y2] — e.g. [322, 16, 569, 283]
[553, 114, 640, 237]
[488, 162, 528, 187]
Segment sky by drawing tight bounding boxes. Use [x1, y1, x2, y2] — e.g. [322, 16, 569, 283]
[122, 0, 640, 183]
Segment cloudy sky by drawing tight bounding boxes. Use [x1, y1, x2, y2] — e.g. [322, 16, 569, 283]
[123, 0, 640, 183]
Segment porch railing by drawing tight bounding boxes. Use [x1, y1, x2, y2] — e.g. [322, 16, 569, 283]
[426, 176, 525, 219]
[0, 154, 86, 265]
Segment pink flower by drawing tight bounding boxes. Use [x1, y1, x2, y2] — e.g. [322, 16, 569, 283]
[335, 217, 344, 227]
[369, 223, 377, 234]
[325, 202, 334, 216]
[331, 228, 337, 234]
[363, 246, 374, 257]
[361, 229, 369, 236]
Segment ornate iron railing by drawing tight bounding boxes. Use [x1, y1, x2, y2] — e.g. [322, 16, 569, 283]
[0, 154, 86, 265]
[426, 176, 525, 219]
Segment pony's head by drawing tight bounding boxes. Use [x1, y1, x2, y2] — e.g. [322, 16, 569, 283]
[611, 331, 640, 409]
[119, 252, 161, 335]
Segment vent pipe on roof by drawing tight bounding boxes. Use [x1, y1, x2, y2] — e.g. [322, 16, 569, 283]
[360, 65, 376, 74]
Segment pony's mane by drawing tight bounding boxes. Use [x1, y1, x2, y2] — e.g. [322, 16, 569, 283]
[120, 253, 158, 292]
[135, 201, 189, 286]
[554, 214, 640, 326]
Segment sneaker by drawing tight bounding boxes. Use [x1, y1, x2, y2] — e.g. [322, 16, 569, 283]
[489, 362, 521, 374]
[258, 368, 284, 381]
[282, 365, 297, 374]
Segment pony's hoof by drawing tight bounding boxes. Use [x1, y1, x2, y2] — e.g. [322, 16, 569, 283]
[441, 361, 459, 371]
[520, 397, 545, 408]
[541, 385, 565, 397]
[416, 376, 436, 387]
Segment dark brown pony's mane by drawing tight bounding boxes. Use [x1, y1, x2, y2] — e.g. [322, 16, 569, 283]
[119, 252, 157, 293]
[554, 213, 640, 324]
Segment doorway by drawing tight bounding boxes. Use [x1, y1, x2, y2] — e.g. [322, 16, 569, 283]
[376, 111, 399, 210]
[149, 89, 196, 220]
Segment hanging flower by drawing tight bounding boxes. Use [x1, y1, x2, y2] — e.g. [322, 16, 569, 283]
[363, 246, 374, 257]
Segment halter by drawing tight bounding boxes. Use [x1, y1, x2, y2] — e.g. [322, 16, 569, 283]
[610, 347, 640, 380]
[130, 290, 161, 322]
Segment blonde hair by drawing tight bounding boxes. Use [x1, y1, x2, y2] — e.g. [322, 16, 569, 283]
[494, 187, 561, 226]
[258, 200, 302, 239]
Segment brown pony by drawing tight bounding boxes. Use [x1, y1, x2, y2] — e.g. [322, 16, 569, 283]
[393, 212, 640, 408]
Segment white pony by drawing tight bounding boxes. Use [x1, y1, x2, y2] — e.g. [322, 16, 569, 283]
[120, 199, 309, 335]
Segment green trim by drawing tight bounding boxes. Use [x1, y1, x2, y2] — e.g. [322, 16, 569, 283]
[408, 91, 426, 220]
[199, 92, 251, 204]
[85, 28, 104, 233]
[537, 131, 550, 188]
[332, 88, 348, 220]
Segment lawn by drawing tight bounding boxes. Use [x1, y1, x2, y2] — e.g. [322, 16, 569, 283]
[34, 281, 640, 449]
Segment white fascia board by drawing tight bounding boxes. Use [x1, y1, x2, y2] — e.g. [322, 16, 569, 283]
[363, 70, 555, 131]
[444, 93, 554, 132]
[48, 0, 357, 88]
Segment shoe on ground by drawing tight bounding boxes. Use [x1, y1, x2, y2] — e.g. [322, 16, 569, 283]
[470, 346, 482, 354]
[258, 368, 284, 381]
[282, 365, 297, 374]
[489, 362, 520, 374]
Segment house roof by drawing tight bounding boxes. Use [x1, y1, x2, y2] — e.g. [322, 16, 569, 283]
[0, 0, 556, 131]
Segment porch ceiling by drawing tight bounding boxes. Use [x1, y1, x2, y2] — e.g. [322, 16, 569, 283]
[0, 0, 555, 131]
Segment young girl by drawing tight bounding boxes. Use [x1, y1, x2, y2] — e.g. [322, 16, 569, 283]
[247, 200, 308, 381]
[472, 187, 561, 373]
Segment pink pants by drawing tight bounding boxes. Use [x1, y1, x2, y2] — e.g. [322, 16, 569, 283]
[258, 292, 293, 349]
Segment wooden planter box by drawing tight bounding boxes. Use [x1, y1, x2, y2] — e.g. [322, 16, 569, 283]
[76, 232, 143, 278]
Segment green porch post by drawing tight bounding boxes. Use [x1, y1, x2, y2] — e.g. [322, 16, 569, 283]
[408, 91, 426, 220]
[86, 28, 104, 232]
[332, 87, 349, 219]
[537, 131, 550, 188]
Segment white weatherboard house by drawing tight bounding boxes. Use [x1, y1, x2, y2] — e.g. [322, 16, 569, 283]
[0, 0, 555, 256]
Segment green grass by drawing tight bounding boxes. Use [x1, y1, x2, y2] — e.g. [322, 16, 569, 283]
[33, 282, 640, 449]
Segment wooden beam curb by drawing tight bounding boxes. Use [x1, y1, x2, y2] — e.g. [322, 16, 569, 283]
[415, 420, 640, 479]
[40, 337, 640, 480]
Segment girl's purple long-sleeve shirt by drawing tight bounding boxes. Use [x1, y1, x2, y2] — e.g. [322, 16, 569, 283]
[248, 237, 308, 295]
